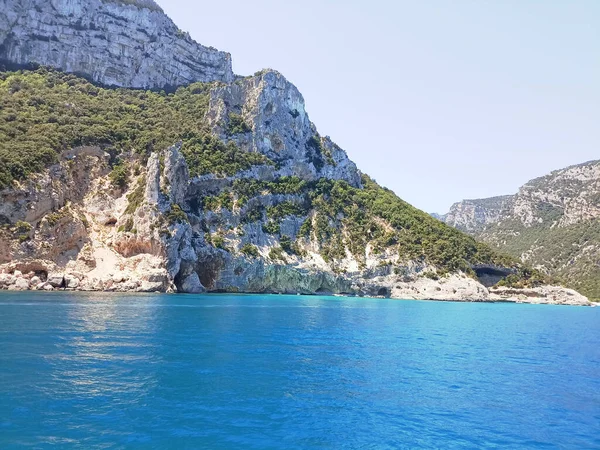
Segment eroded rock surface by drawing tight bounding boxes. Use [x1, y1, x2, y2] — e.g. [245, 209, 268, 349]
[0, 0, 233, 88]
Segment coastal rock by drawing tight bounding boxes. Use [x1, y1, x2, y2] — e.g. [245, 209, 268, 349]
[12, 278, 30, 291]
[47, 273, 65, 288]
[137, 281, 165, 293]
[489, 286, 591, 306]
[180, 273, 205, 294]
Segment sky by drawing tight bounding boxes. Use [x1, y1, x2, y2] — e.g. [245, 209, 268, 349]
[160, 0, 599, 213]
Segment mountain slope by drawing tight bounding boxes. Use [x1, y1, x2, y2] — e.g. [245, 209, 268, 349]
[0, 2, 590, 304]
[442, 161, 600, 299]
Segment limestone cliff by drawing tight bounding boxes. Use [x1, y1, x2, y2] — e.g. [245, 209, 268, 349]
[0, 0, 233, 88]
[441, 161, 600, 299]
[0, 1, 591, 305]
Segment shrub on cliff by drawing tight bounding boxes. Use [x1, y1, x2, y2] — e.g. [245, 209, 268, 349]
[0, 68, 272, 188]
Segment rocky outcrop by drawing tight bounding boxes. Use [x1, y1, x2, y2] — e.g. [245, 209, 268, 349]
[442, 196, 514, 233]
[489, 286, 591, 306]
[206, 70, 362, 187]
[0, 0, 233, 88]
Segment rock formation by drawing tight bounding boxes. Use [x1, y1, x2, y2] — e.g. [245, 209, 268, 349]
[0, 1, 592, 306]
[0, 0, 233, 88]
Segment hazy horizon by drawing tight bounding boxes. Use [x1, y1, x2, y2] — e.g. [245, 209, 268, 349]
[160, 0, 599, 213]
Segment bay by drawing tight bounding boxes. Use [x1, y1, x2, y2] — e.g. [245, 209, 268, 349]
[0, 292, 599, 449]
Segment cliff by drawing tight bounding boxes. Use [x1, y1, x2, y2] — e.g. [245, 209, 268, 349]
[0, 0, 233, 88]
[0, 2, 590, 305]
[441, 161, 600, 299]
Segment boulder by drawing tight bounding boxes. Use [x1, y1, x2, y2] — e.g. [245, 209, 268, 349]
[12, 278, 30, 290]
[180, 273, 205, 294]
[64, 275, 80, 289]
[47, 273, 65, 288]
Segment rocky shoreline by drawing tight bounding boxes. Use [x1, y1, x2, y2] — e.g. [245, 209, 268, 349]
[0, 263, 592, 306]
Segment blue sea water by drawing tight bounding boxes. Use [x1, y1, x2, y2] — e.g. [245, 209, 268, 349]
[0, 293, 599, 449]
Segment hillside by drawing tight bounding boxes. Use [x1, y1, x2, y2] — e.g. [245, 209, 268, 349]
[442, 161, 600, 299]
[0, 1, 590, 304]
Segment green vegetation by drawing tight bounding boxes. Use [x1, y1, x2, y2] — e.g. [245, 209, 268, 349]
[211, 235, 231, 252]
[118, 217, 134, 233]
[269, 246, 287, 263]
[495, 268, 554, 289]
[484, 218, 600, 299]
[109, 160, 129, 188]
[303, 176, 516, 271]
[226, 113, 251, 135]
[306, 134, 334, 169]
[241, 205, 264, 224]
[14, 221, 32, 233]
[240, 243, 260, 258]
[0, 68, 272, 188]
[266, 201, 308, 221]
[165, 204, 188, 225]
[45, 207, 71, 227]
[262, 220, 281, 235]
[0, 70, 524, 284]
[204, 190, 234, 211]
[279, 235, 306, 257]
[124, 176, 146, 215]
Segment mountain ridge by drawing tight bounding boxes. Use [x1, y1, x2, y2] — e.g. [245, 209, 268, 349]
[441, 160, 600, 299]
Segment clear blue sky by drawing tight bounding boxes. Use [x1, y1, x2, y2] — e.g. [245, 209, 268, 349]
[160, 0, 599, 213]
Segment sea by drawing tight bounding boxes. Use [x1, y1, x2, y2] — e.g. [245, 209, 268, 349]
[0, 292, 598, 449]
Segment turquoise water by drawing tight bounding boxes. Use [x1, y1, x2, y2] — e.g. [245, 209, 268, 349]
[0, 293, 599, 449]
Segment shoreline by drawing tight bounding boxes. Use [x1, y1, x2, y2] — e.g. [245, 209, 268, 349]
[0, 287, 594, 307]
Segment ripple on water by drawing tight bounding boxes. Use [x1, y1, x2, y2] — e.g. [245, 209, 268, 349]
[0, 292, 599, 449]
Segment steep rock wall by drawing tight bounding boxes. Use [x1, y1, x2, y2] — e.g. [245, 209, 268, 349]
[0, 0, 233, 88]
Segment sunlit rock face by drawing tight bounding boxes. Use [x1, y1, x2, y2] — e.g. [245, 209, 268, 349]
[0, 0, 234, 88]
[206, 70, 363, 187]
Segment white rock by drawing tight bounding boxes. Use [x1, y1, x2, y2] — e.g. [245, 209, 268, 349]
[47, 273, 65, 288]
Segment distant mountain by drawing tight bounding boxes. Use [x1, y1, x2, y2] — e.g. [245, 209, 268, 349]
[441, 161, 600, 299]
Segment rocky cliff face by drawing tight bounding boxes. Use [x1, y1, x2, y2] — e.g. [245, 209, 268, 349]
[0, 0, 233, 88]
[441, 161, 600, 299]
[443, 196, 514, 233]
[0, 1, 591, 305]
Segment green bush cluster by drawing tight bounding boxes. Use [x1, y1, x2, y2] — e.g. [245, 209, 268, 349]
[303, 175, 516, 271]
[124, 177, 146, 215]
[485, 218, 600, 299]
[165, 204, 188, 225]
[226, 113, 251, 135]
[102, 0, 163, 12]
[211, 235, 231, 252]
[240, 243, 260, 258]
[232, 176, 308, 206]
[262, 220, 281, 235]
[266, 201, 308, 221]
[0, 68, 272, 188]
[269, 246, 287, 263]
[109, 160, 129, 188]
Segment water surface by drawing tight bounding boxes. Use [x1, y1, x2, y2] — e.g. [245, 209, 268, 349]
[0, 292, 599, 449]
